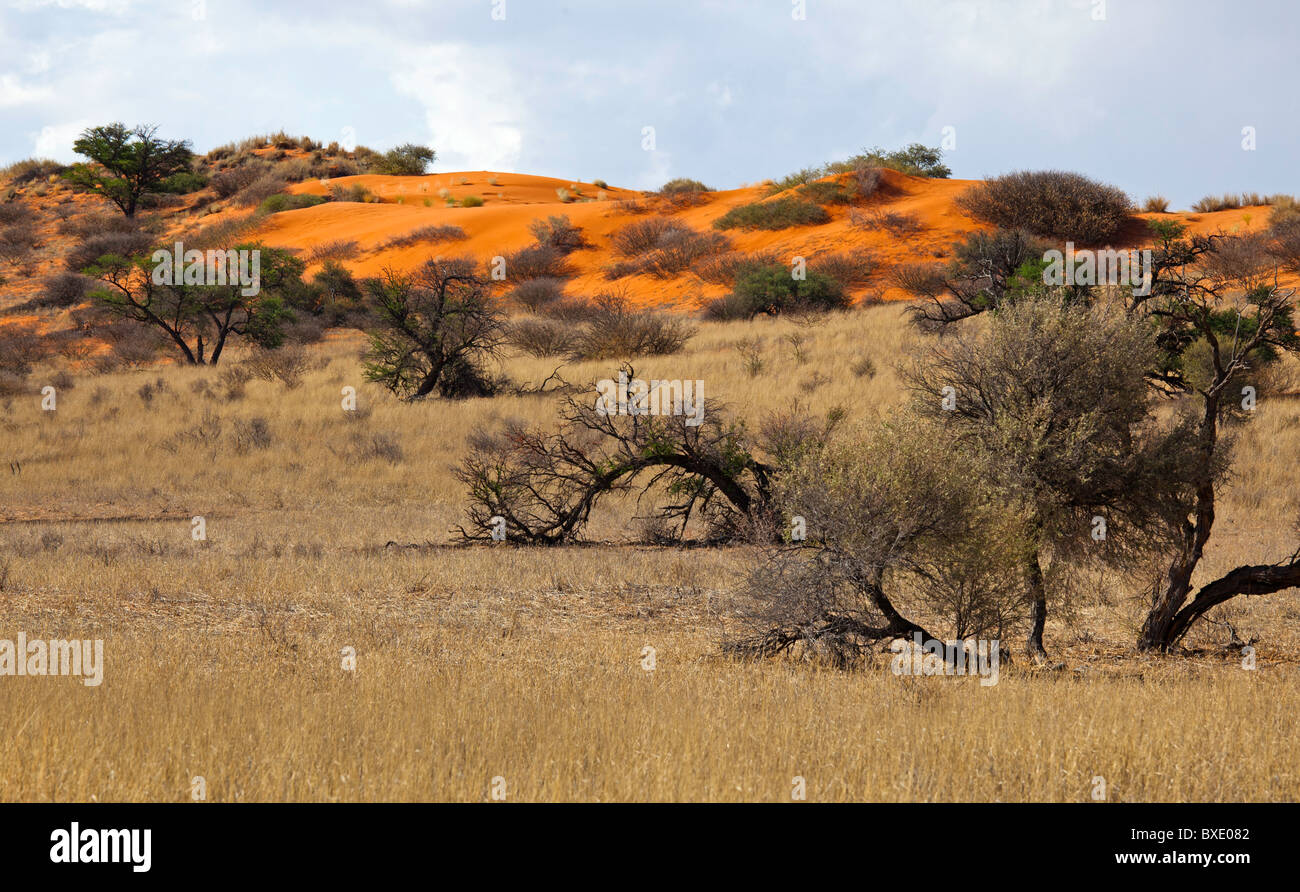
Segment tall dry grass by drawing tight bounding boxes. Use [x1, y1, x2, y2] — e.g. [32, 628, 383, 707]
[1, 304, 1298, 801]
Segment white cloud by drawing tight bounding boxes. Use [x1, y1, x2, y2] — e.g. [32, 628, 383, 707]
[389, 44, 524, 171]
[0, 74, 52, 107]
[33, 120, 92, 160]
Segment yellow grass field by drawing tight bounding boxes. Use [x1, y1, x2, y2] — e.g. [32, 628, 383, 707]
[2, 305, 1299, 801]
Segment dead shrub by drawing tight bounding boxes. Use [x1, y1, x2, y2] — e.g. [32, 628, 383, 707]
[956, 170, 1131, 244]
[509, 318, 574, 357]
[810, 251, 875, 287]
[308, 240, 360, 263]
[509, 277, 566, 312]
[565, 293, 695, 361]
[501, 243, 572, 281]
[381, 224, 468, 249]
[528, 215, 588, 254]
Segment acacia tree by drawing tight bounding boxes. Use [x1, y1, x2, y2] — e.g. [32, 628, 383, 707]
[363, 257, 506, 400]
[1132, 222, 1300, 651]
[62, 123, 194, 217]
[725, 425, 1025, 668]
[908, 297, 1199, 662]
[86, 243, 301, 364]
[899, 220, 1300, 653]
[456, 369, 786, 545]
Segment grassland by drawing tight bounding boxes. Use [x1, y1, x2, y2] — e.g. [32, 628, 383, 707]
[2, 304, 1299, 801]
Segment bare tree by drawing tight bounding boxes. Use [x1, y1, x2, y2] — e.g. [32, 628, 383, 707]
[363, 257, 506, 399]
[456, 367, 782, 544]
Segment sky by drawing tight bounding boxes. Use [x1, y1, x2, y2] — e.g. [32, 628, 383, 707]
[1, 0, 1297, 209]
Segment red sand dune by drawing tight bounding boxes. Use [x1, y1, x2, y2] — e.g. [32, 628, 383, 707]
[256, 168, 1284, 309]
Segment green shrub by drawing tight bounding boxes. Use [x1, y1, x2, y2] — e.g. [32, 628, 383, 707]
[659, 177, 711, 195]
[829, 144, 951, 178]
[160, 171, 209, 194]
[768, 167, 826, 194]
[956, 170, 1131, 244]
[729, 263, 848, 317]
[460, 194, 485, 207]
[713, 197, 831, 231]
[258, 192, 326, 214]
[369, 143, 435, 176]
[796, 180, 851, 204]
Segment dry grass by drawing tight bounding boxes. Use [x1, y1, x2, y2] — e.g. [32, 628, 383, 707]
[2, 304, 1299, 801]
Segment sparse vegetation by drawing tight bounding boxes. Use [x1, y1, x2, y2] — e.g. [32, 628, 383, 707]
[713, 197, 831, 231]
[956, 170, 1132, 244]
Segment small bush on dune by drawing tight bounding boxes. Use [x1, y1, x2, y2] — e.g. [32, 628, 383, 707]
[460, 194, 485, 207]
[308, 239, 360, 262]
[606, 217, 730, 279]
[258, 192, 326, 214]
[0, 203, 36, 226]
[692, 250, 778, 285]
[181, 212, 259, 251]
[848, 207, 923, 235]
[327, 183, 374, 203]
[381, 224, 468, 249]
[39, 272, 92, 308]
[610, 217, 690, 256]
[529, 215, 588, 254]
[796, 180, 851, 204]
[565, 293, 695, 361]
[0, 218, 41, 265]
[509, 277, 566, 312]
[1192, 194, 1243, 213]
[768, 167, 825, 194]
[160, 171, 209, 194]
[211, 163, 271, 199]
[810, 250, 875, 287]
[368, 144, 435, 176]
[713, 197, 830, 231]
[65, 229, 154, 271]
[1, 158, 68, 185]
[1269, 215, 1300, 272]
[502, 243, 572, 281]
[234, 171, 290, 207]
[1143, 195, 1171, 213]
[640, 229, 730, 278]
[701, 291, 756, 321]
[829, 144, 952, 178]
[956, 170, 1131, 244]
[659, 178, 711, 196]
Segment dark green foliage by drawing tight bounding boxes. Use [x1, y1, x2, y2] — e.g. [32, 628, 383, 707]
[713, 198, 831, 231]
[62, 123, 194, 217]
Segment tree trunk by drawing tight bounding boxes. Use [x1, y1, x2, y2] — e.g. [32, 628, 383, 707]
[1138, 392, 1219, 651]
[1025, 549, 1049, 664]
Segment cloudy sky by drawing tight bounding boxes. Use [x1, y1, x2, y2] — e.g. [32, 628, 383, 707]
[2, 0, 1296, 207]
